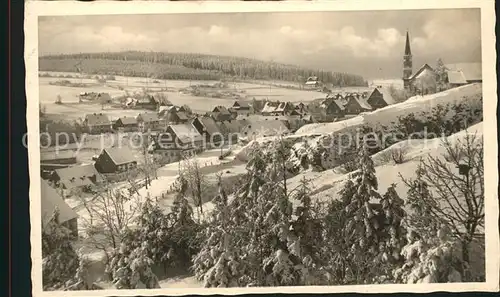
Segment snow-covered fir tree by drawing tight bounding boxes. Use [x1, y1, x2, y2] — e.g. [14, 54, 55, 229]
[193, 176, 243, 287]
[341, 148, 385, 283]
[393, 225, 464, 284]
[290, 177, 326, 285]
[65, 250, 103, 291]
[42, 209, 79, 291]
[372, 184, 407, 283]
[137, 196, 172, 272]
[168, 179, 200, 270]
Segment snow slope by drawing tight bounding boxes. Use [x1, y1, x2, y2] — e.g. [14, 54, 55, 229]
[295, 83, 482, 136]
[288, 122, 483, 208]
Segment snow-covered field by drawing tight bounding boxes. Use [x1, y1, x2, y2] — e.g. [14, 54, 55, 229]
[39, 71, 327, 118]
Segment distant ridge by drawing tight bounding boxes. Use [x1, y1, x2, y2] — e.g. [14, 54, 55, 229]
[39, 51, 368, 87]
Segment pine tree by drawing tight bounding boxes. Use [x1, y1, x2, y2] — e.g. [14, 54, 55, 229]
[393, 225, 464, 284]
[128, 242, 161, 289]
[42, 209, 79, 291]
[372, 184, 406, 283]
[137, 197, 171, 271]
[193, 177, 243, 287]
[341, 148, 384, 284]
[400, 163, 440, 239]
[168, 183, 200, 270]
[290, 177, 325, 285]
[66, 250, 103, 291]
[435, 58, 448, 91]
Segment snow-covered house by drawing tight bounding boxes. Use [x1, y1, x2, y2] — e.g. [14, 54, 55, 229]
[240, 119, 290, 140]
[344, 96, 372, 115]
[83, 113, 112, 134]
[231, 100, 254, 116]
[304, 76, 321, 89]
[445, 63, 482, 87]
[49, 164, 102, 194]
[41, 180, 79, 238]
[408, 64, 438, 95]
[114, 116, 138, 132]
[94, 147, 138, 174]
[137, 112, 161, 131]
[152, 124, 204, 164]
[192, 116, 224, 147]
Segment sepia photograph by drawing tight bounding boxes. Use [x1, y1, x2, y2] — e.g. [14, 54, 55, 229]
[24, 0, 498, 296]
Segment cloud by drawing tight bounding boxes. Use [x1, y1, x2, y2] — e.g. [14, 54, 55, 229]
[38, 9, 481, 78]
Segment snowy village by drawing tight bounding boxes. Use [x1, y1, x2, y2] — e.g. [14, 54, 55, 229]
[36, 9, 487, 291]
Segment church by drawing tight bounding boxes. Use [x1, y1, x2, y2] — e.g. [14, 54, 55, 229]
[402, 31, 482, 95]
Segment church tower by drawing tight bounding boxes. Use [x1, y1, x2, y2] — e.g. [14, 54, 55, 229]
[403, 30, 413, 89]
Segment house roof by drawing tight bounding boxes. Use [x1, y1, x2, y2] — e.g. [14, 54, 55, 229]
[348, 97, 372, 110]
[367, 87, 396, 105]
[409, 63, 434, 80]
[377, 87, 396, 105]
[218, 120, 241, 134]
[333, 99, 346, 110]
[102, 147, 137, 165]
[233, 100, 251, 108]
[306, 76, 318, 82]
[54, 164, 101, 189]
[41, 181, 78, 227]
[274, 102, 293, 112]
[447, 71, 468, 84]
[85, 113, 111, 126]
[445, 63, 482, 82]
[97, 93, 112, 102]
[195, 116, 222, 136]
[176, 111, 189, 121]
[117, 116, 137, 125]
[241, 119, 290, 137]
[212, 106, 230, 114]
[41, 150, 77, 161]
[169, 124, 204, 144]
[138, 112, 160, 123]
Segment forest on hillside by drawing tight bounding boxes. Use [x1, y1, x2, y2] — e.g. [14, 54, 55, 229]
[39, 51, 368, 87]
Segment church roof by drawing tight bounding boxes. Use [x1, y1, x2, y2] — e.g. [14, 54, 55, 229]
[404, 31, 412, 55]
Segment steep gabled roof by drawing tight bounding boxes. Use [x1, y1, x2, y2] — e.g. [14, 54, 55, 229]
[233, 100, 251, 108]
[447, 71, 468, 84]
[212, 106, 230, 114]
[194, 116, 222, 136]
[409, 64, 435, 80]
[137, 112, 160, 123]
[85, 113, 111, 126]
[445, 63, 482, 82]
[241, 119, 290, 137]
[54, 164, 101, 187]
[117, 116, 137, 125]
[332, 99, 346, 111]
[169, 124, 204, 144]
[41, 181, 78, 227]
[102, 147, 137, 165]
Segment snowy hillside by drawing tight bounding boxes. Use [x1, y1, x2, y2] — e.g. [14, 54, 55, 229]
[289, 122, 483, 206]
[295, 83, 482, 136]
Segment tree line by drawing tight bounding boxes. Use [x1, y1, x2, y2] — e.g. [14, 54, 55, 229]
[39, 51, 368, 86]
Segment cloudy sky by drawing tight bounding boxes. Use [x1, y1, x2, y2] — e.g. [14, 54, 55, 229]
[38, 9, 481, 79]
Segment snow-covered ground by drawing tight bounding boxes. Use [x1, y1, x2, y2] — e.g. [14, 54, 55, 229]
[295, 83, 482, 136]
[287, 122, 483, 207]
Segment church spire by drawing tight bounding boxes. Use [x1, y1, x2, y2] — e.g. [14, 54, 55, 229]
[403, 30, 413, 89]
[404, 30, 411, 55]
